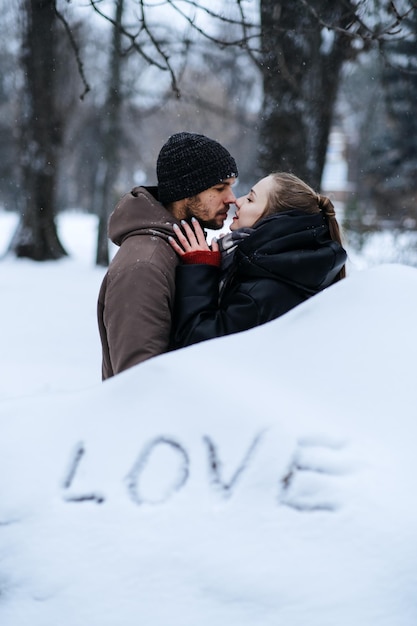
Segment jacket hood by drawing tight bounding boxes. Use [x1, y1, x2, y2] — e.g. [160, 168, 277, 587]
[108, 186, 179, 246]
[234, 210, 347, 293]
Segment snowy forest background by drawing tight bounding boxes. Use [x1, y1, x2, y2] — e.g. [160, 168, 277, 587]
[0, 0, 416, 266]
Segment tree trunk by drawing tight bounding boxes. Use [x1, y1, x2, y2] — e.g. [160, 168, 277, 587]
[13, 0, 67, 261]
[95, 0, 125, 267]
[258, 0, 354, 190]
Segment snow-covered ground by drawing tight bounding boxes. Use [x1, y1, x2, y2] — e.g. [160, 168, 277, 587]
[1, 210, 417, 625]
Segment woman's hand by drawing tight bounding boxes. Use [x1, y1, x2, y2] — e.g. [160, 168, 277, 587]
[169, 217, 219, 257]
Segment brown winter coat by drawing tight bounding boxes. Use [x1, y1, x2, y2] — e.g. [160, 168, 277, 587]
[97, 186, 180, 379]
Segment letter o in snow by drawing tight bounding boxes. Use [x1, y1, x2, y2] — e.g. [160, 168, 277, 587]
[126, 437, 189, 505]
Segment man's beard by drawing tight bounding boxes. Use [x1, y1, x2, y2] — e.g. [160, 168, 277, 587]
[183, 196, 223, 230]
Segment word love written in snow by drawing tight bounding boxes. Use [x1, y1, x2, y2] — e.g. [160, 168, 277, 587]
[62, 432, 343, 512]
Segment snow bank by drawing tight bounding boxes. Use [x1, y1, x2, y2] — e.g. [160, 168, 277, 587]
[1, 263, 416, 625]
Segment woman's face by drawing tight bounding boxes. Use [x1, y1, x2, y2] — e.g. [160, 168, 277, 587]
[230, 175, 274, 231]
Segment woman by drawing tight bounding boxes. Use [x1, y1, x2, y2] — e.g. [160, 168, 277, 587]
[169, 172, 347, 348]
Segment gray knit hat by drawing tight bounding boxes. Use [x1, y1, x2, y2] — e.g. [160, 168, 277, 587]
[157, 132, 238, 204]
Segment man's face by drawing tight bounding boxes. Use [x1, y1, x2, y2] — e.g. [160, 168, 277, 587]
[183, 178, 236, 230]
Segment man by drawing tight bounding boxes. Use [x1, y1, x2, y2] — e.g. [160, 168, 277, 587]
[97, 132, 238, 380]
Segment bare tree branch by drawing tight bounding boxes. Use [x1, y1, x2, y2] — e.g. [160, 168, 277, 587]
[298, 0, 416, 44]
[54, 3, 90, 100]
[88, 0, 168, 70]
[165, 0, 261, 49]
[139, 0, 181, 96]
[144, 0, 256, 27]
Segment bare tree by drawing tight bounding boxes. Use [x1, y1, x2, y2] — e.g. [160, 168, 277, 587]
[257, 0, 417, 189]
[11, 0, 68, 260]
[95, 0, 125, 267]
[257, 0, 352, 187]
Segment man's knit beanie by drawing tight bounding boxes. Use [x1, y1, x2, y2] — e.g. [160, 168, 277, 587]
[157, 132, 238, 205]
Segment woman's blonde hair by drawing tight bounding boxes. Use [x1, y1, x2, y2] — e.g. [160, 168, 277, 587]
[262, 172, 346, 280]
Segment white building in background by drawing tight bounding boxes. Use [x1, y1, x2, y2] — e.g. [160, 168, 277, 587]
[322, 128, 352, 203]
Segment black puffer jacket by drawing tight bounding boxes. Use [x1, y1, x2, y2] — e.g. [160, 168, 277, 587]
[172, 210, 347, 348]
